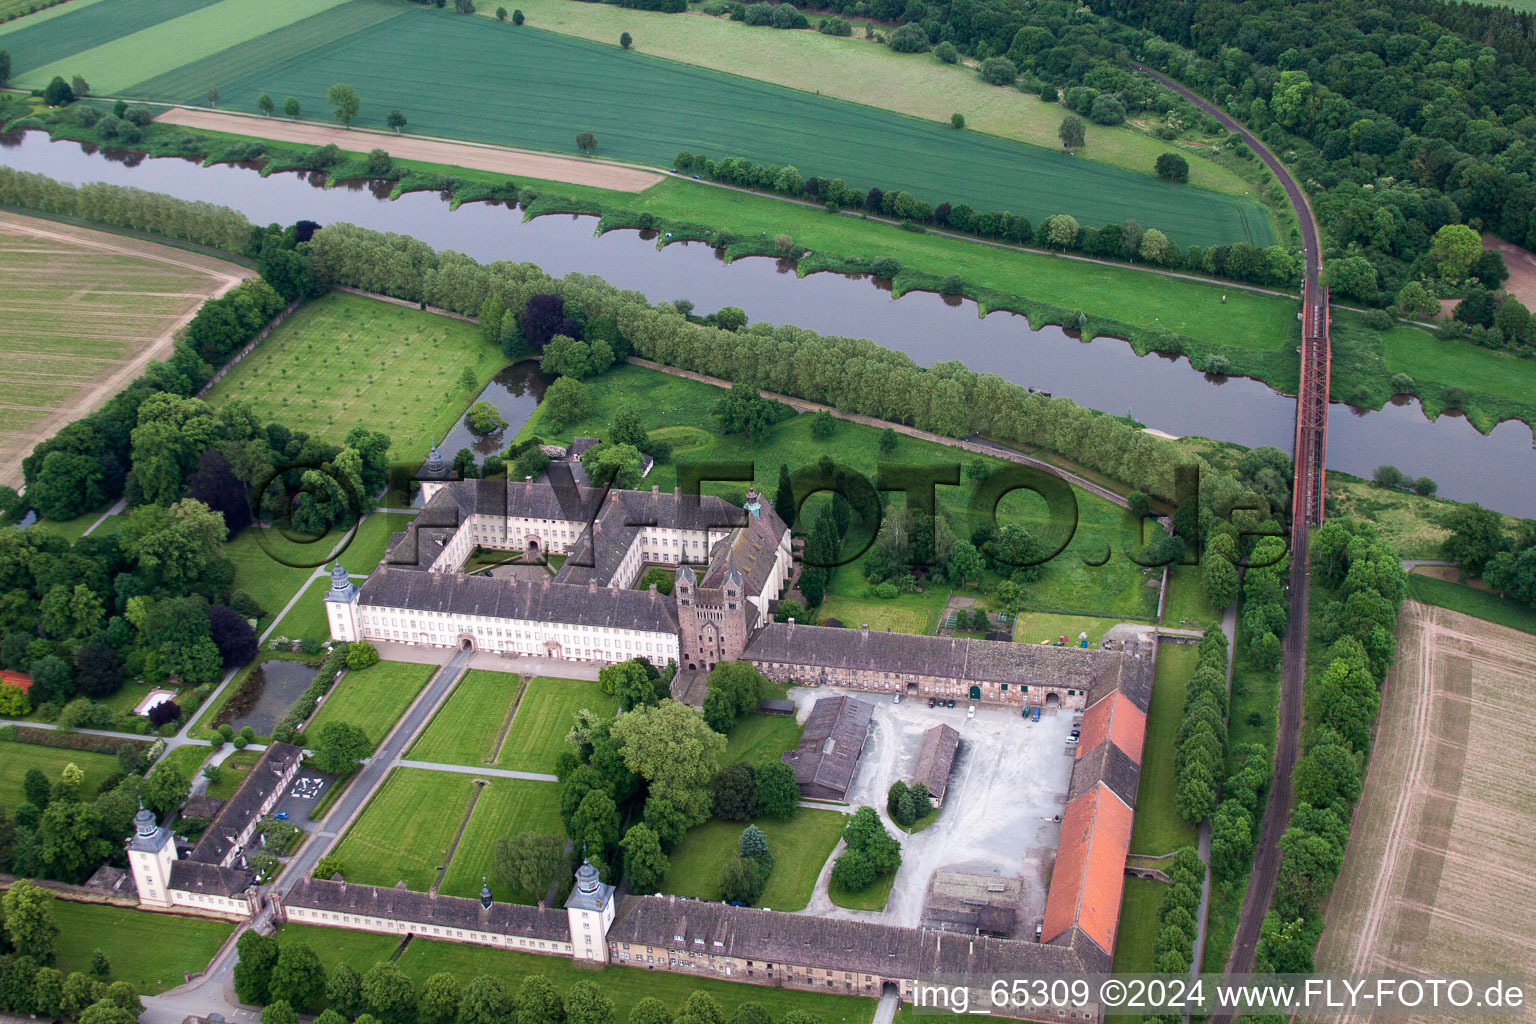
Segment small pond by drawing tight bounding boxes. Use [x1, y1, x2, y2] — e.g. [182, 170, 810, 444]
[433, 361, 549, 466]
[216, 659, 320, 737]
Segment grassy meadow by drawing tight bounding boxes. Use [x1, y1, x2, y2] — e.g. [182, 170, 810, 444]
[1127, 642, 1199, 856]
[205, 290, 503, 467]
[1405, 573, 1536, 635]
[329, 767, 478, 891]
[0, 740, 121, 806]
[408, 670, 526, 766]
[662, 809, 847, 910]
[49, 899, 235, 994]
[438, 778, 564, 902]
[304, 659, 435, 745]
[496, 677, 617, 774]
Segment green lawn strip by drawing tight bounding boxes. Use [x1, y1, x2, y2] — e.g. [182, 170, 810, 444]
[663, 810, 846, 911]
[515, 362, 1154, 621]
[439, 779, 564, 903]
[204, 290, 503, 467]
[496, 677, 617, 774]
[223, 530, 321, 624]
[1105, 877, 1164, 1024]
[0, 739, 120, 806]
[207, 749, 262, 800]
[719, 713, 804, 768]
[159, 742, 211, 780]
[1161, 563, 1223, 631]
[305, 660, 435, 746]
[47, 899, 235, 994]
[276, 920, 876, 1022]
[12, 512, 99, 542]
[269, 578, 332, 642]
[1127, 644, 1198, 856]
[828, 869, 895, 911]
[1406, 573, 1536, 635]
[1010, 611, 1124, 647]
[142, 7, 1267, 246]
[344, 509, 419, 574]
[493, 0, 1255, 197]
[330, 768, 477, 891]
[408, 669, 523, 766]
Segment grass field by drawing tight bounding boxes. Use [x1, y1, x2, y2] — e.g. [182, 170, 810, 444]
[0, 739, 120, 807]
[159, 741, 211, 781]
[275, 922, 876, 1024]
[0, 211, 247, 489]
[223, 530, 325, 623]
[1160, 563, 1223, 630]
[0, 0, 212, 76]
[49, 900, 235, 993]
[1009, 611, 1123, 646]
[1381, 324, 1536, 410]
[719, 712, 804, 767]
[330, 767, 477, 890]
[494, 0, 1255, 197]
[408, 670, 525, 766]
[269, 578, 331, 641]
[305, 659, 435, 745]
[1128, 643, 1198, 856]
[14, 0, 353, 92]
[1106, 877, 1163, 1024]
[496, 677, 617, 774]
[1405, 572, 1536, 636]
[205, 291, 503, 467]
[820, 577, 946, 634]
[120, 4, 1269, 245]
[1312, 603, 1536, 1008]
[207, 748, 262, 800]
[828, 869, 895, 911]
[514, 363, 1160, 626]
[662, 809, 847, 910]
[439, 778, 564, 902]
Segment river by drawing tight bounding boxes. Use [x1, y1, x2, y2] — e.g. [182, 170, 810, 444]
[3, 130, 1531, 515]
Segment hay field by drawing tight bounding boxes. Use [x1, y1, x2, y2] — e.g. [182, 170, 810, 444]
[0, 211, 248, 488]
[126, 5, 1269, 246]
[1312, 601, 1536, 1024]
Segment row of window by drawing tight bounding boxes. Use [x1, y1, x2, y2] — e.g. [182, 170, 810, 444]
[286, 909, 569, 951]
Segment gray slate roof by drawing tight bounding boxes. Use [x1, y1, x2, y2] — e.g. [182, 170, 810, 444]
[1067, 740, 1142, 808]
[189, 743, 301, 866]
[360, 568, 679, 634]
[782, 695, 872, 801]
[169, 859, 253, 897]
[914, 724, 960, 804]
[284, 877, 571, 941]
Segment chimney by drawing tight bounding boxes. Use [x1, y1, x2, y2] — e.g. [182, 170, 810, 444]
[652, 484, 659, 494]
[538, 900, 545, 912]
[787, 617, 795, 635]
[649, 584, 658, 597]
[674, 486, 681, 498]
[588, 580, 598, 594]
[541, 574, 550, 587]
[861, 623, 870, 639]
[525, 475, 533, 487]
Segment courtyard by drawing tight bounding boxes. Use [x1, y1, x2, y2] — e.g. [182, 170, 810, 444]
[787, 685, 1078, 933]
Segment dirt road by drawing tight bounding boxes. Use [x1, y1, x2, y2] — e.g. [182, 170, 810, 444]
[154, 107, 665, 192]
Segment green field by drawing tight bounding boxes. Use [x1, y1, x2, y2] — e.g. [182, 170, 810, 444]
[329, 767, 477, 890]
[205, 291, 503, 467]
[820, 576, 947, 634]
[1106, 876, 1164, 1024]
[1128, 643, 1198, 856]
[269, 577, 331, 641]
[1381, 324, 1536, 409]
[275, 922, 876, 1024]
[439, 779, 564, 903]
[223, 530, 326, 623]
[515, 363, 1160, 626]
[0, 0, 212, 76]
[305, 659, 435, 745]
[408, 669, 525, 766]
[207, 748, 262, 800]
[116, 3, 1267, 245]
[159, 741, 211, 781]
[0, 739, 120, 807]
[496, 677, 617, 774]
[494, 0, 1257, 197]
[1160, 563, 1224, 629]
[49, 900, 235, 994]
[1406, 573, 1536, 635]
[828, 869, 895, 911]
[1010, 611, 1122, 646]
[13, 0, 353, 92]
[719, 712, 804, 767]
[661, 809, 846, 910]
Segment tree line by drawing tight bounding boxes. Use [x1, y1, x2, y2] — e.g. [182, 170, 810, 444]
[1140, 846, 1205, 994]
[0, 167, 251, 253]
[1255, 519, 1404, 972]
[1171, 624, 1230, 826]
[671, 151, 1301, 288]
[1440, 502, 1536, 610]
[0, 881, 147, 1024]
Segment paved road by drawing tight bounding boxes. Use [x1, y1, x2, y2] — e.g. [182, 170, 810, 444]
[395, 759, 558, 782]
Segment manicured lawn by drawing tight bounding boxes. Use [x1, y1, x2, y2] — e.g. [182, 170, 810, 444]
[275, 922, 876, 1024]
[829, 869, 895, 911]
[132, 5, 1268, 246]
[497, 677, 617, 774]
[207, 749, 262, 800]
[269, 578, 332, 641]
[158, 742, 211, 782]
[495, 0, 1253, 196]
[1161, 563, 1224, 630]
[1128, 643, 1199, 856]
[1010, 611, 1122, 646]
[223, 530, 322, 623]
[719, 712, 804, 767]
[329, 768, 477, 890]
[305, 659, 436, 746]
[205, 291, 504, 467]
[1406, 573, 1536, 635]
[515, 363, 1157, 624]
[0, 740, 120, 807]
[662, 809, 846, 910]
[345, 509, 419, 574]
[821, 576, 947, 635]
[408, 670, 525, 767]
[48, 900, 236, 994]
[439, 779, 564, 903]
[1107, 876, 1164, 1024]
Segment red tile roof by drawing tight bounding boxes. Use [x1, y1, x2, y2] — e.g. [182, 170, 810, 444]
[1077, 690, 1146, 765]
[0, 670, 30, 692]
[1040, 784, 1134, 955]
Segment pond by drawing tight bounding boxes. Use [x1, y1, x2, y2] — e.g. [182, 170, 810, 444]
[432, 360, 549, 466]
[3, 130, 1531, 514]
[215, 659, 320, 737]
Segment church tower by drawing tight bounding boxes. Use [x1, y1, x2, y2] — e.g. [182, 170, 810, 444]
[564, 860, 616, 962]
[324, 562, 360, 642]
[127, 803, 176, 908]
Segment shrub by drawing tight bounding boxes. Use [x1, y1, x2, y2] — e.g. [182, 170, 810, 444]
[979, 57, 1017, 86]
[870, 256, 900, 278]
[934, 40, 958, 63]
[950, 112, 965, 129]
[818, 15, 850, 35]
[887, 22, 928, 52]
[1154, 152, 1189, 183]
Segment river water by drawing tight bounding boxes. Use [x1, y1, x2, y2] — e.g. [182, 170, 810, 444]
[4, 131, 1531, 515]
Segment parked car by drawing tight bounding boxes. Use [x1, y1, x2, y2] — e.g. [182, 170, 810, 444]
[1031, 707, 1041, 722]
[946, 698, 956, 708]
[966, 705, 976, 719]
[1070, 726, 1081, 739]
[274, 812, 289, 820]
[893, 693, 901, 704]
[928, 698, 937, 708]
